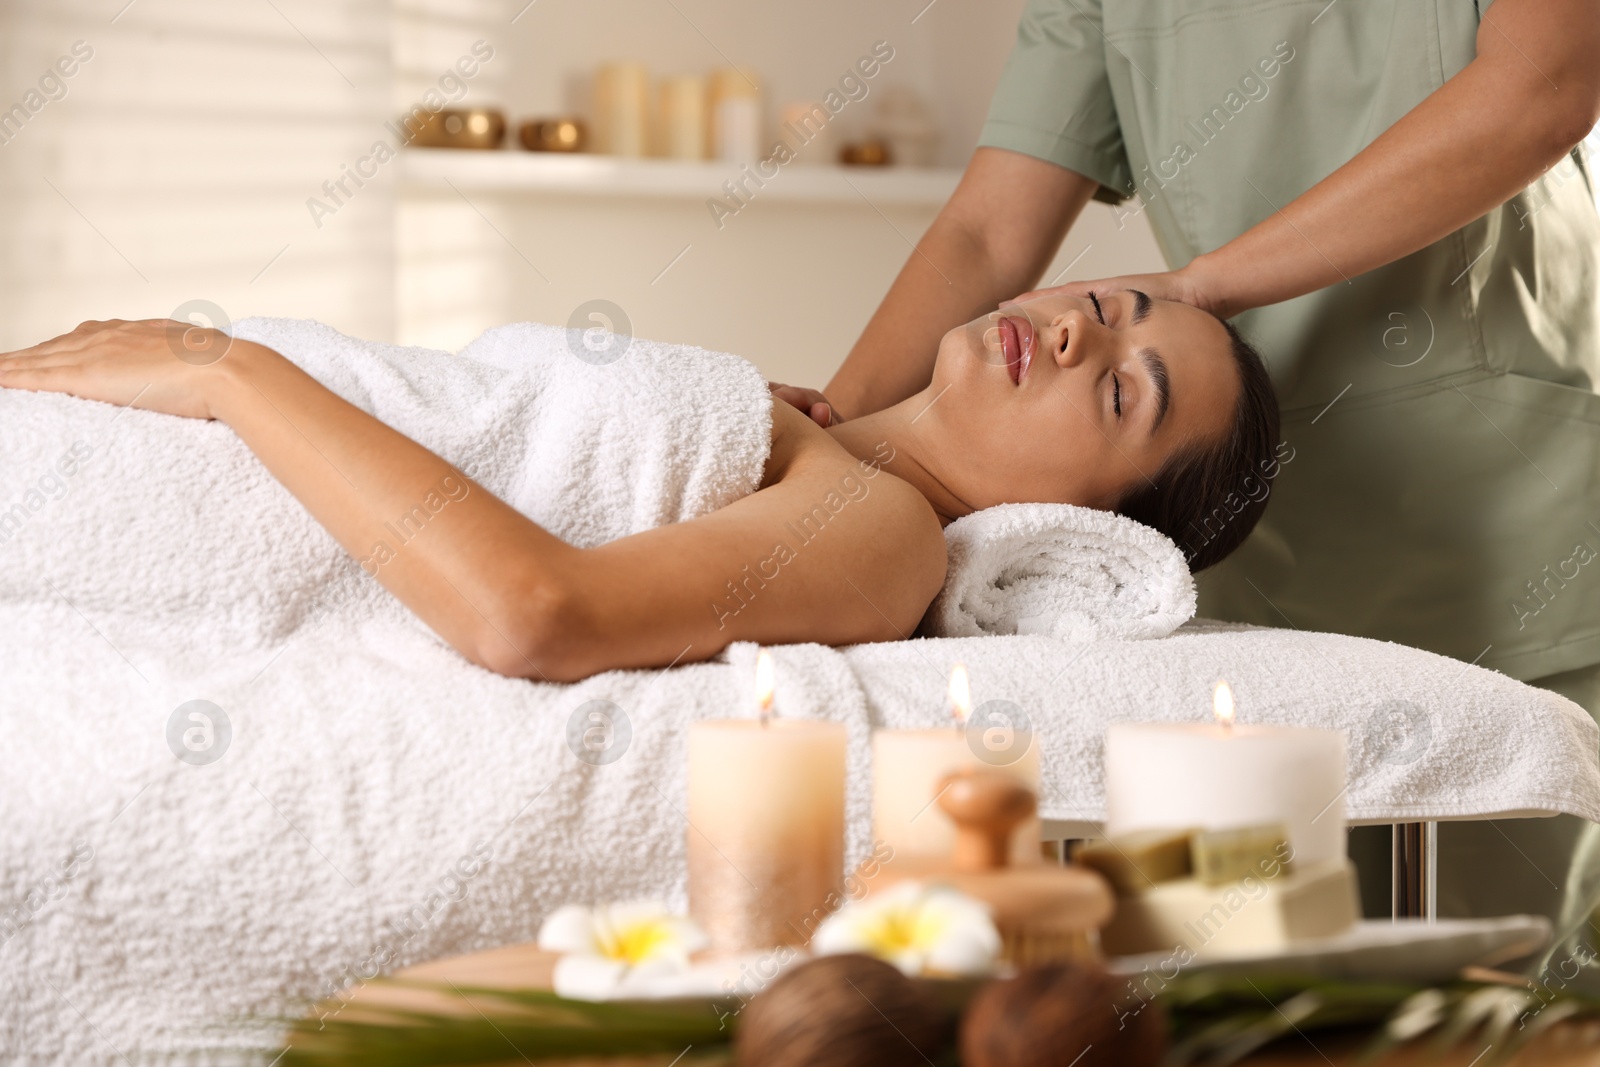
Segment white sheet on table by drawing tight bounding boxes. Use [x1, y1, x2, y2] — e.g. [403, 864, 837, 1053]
[5, 605, 1597, 1064]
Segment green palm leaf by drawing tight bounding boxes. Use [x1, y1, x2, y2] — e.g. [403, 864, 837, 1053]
[272, 967, 1600, 1066]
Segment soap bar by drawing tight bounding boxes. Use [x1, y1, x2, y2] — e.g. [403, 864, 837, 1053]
[1099, 859, 1360, 959]
[1191, 824, 1293, 886]
[1074, 829, 1194, 895]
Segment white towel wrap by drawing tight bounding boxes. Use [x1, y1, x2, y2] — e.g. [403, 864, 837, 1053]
[927, 501, 1197, 641]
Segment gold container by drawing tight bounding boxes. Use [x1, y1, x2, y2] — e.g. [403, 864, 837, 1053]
[518, 117, 587, 153]
[410, 108, 506, 150]
[840, 139, 893, 166]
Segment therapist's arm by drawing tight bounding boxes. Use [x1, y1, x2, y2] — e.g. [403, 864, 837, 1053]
[1036, 0, 1600, 319]
[819, 147, 1100, 420]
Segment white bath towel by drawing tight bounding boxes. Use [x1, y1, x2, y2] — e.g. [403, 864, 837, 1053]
[0, 317, 773, 666]
[4, 611, 1597, 1064]
[926, 502, 1197, 641]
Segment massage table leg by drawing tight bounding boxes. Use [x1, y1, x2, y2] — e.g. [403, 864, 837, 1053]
[1392, 821, 1438, 920]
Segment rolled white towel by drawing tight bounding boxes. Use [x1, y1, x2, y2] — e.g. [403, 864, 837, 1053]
[925, 502, 1196, 641]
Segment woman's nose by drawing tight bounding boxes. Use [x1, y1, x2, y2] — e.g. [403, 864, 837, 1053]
[1050, 310, 1102, 369]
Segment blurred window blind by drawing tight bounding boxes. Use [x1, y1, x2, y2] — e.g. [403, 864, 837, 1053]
[392, 0, 515, 351]
[0, 0, 395, 349]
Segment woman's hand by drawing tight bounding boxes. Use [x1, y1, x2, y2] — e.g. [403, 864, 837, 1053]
[768, 381, 842, 427]
[0, 318, 246, 420]
[1013, 263, 1228, 319]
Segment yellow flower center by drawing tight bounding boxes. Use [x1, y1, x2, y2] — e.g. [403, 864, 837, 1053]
[861, 907, 947, 957]
[604, 919, 677, 966]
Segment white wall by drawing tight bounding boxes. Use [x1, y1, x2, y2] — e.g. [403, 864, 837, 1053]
[397, 0, 1166, 384]
[0, 0, 1167, 387]
[0, 0, 395, 351]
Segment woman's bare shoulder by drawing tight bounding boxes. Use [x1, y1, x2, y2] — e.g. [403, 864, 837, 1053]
[761, 402, 948, 599]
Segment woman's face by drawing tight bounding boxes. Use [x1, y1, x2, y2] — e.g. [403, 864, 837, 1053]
[923, 290, 1241, 511]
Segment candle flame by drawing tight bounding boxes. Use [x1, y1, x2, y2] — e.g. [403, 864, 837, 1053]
[1213, 679, 1235, 729]
[948, 663, 972, 726]
[755, 649, 775, 724]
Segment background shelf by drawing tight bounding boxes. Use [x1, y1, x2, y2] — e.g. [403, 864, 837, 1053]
[401, 147, 963, 207]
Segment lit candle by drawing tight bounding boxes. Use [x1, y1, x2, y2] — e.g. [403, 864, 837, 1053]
[1103, 680, 1348, 868]
[948, 663, 971, 728]
[776, 99, 836, 164]
[1214, 678, 1235, 730]
[687, 650, 846, 952]
[755, 647, 775, 725]
[872, 664, 1041, 866]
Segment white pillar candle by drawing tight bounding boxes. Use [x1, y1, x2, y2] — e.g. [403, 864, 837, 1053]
[872, 665, 1041, 866]
[1103, 682, 1348, 868]
[687, 652, 846, 953]
[709, 66, 762, 164]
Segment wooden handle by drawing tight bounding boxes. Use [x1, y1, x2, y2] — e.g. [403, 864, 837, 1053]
[937, 768, 1037, 872]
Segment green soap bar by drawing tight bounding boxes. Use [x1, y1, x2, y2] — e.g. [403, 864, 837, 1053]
[1191, 824, 1293, 886]
[1074, 829, 1194, 895]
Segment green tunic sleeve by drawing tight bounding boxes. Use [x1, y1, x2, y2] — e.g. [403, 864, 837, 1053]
[977, 0, 1133, 204]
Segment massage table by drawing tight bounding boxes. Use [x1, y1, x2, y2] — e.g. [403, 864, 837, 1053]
[4, 599, 1598, 1064]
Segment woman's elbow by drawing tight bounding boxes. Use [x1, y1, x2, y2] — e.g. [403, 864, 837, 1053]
[472, 579, 590, 682]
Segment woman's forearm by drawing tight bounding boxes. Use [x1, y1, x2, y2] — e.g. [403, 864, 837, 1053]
[1189, 0, 1600, 319]
[209, 342, 574, 675]
[825, 147, 1100, 418]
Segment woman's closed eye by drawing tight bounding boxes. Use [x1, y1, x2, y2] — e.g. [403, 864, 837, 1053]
[1088, 293, 1122, 418]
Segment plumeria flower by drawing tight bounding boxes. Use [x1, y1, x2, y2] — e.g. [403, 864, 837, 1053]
[811, 881, 1002, 978]
[538, 901, 710, 1000]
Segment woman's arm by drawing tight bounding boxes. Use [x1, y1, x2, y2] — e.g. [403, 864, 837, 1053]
[1022, 0, 1600, 318]
[0, 321, 946, 680]
[820, 147, 1101, 420]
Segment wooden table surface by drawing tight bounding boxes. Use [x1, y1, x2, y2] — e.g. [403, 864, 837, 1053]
[297, 942, 1600, 1066]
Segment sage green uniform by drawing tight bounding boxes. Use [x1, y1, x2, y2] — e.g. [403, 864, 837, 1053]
[980, 0, 1600, 973]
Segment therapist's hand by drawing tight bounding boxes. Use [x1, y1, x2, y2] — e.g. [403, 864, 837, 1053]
[1013, 264, 1226, 319]
[768, 381, 842, 427]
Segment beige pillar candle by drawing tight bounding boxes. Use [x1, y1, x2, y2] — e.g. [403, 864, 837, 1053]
[594, 61, 649, 157]
[688, 651, 847, 953]
[872, 665, 1042, 867]
[656, 75, 707, 160]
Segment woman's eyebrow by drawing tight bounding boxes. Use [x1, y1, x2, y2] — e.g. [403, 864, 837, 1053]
[1140, 347, 1171, 433]
[1128, 288, 1153, 325]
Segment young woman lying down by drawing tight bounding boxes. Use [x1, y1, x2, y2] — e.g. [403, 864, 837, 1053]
[0, 291, 1279, 682]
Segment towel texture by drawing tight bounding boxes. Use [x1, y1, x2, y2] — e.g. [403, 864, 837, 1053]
[0, 317, 773, 665]
[926, 502, 1197, 641]
[4, 616, 1597, 1064]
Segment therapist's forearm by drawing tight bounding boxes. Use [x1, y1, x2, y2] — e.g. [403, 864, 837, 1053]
[826, 148, 1100, 418]
[1189, 0, 1600, 319]
[824, 217, 998, 418]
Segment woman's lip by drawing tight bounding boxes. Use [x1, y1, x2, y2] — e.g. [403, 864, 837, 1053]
[1000, 317, 1021, 383]
[1000, 315, 1034, 385]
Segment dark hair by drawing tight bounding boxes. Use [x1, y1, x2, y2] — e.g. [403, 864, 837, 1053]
[1116, 318, 1281, 572]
